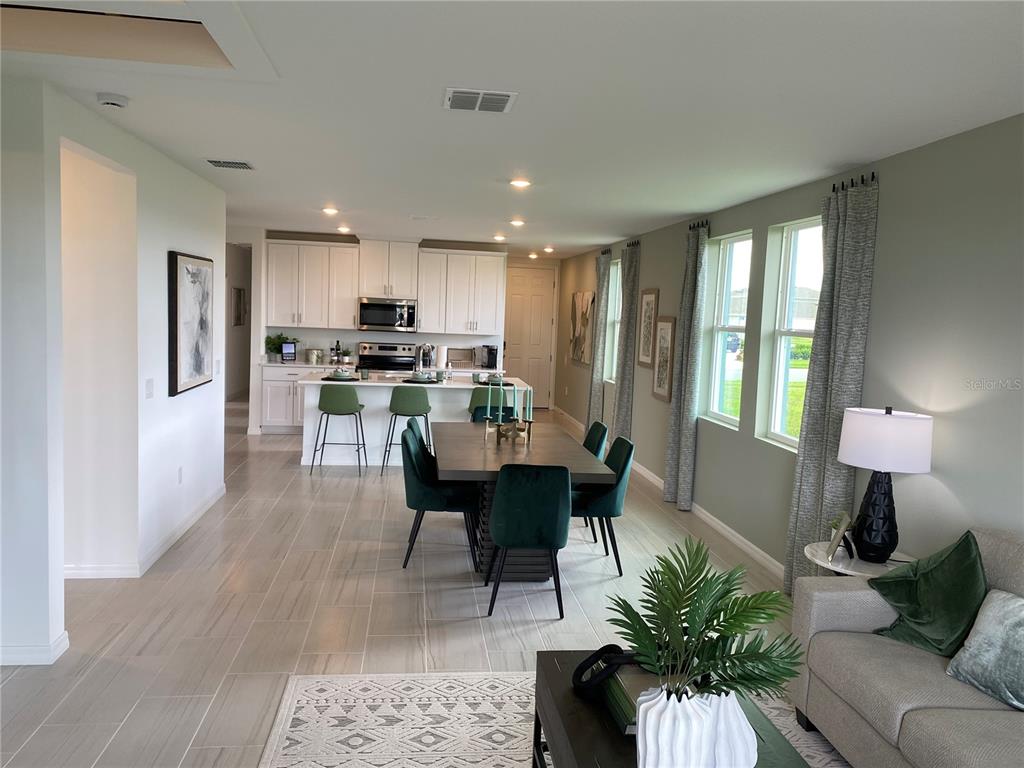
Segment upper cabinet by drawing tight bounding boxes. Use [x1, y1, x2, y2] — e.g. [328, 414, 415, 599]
[267, 240, 358, 329]
[358, 240, 418, 299]
[297, 245, 330, 328]
[266, 244, 300, 326]
[420, 249, 506, 334]
[328, 245, 360, 329]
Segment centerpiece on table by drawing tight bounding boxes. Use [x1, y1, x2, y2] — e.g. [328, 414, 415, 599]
[608, 538, 802, 768]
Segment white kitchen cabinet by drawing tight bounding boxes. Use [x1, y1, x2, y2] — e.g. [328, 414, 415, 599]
[417, 250, 447, 332]
[358, 239, 389, 297]
[387, 242, 419, 299]
[445, 253, 476, 333]
[267, 244, 299, 326]
[328, 245, 360, 329]
[473, 255, 505, 334]
[262, 380, 295, 426]
[297, 245, 330, 327]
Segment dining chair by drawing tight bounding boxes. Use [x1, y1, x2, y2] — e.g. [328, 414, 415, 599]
[310, 385, 367, 476]
[485, 464, 571, 619]
[580, 421, 608, 538]
[399, 428, 480, 569]
[382, 386, 431, 475]
[466, 386, 508, 421]
[570, 436, 635, 577]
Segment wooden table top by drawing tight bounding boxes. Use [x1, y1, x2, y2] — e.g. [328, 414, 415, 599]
[432, 422, 616, 484]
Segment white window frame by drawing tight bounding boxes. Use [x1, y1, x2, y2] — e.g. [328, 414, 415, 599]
[767, 218, 821, 447]
[707, 234, 751, 427]
[604, 258, 623, 382]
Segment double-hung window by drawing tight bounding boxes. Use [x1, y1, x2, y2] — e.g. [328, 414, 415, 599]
[604, 259, 623, 381]
[769, 219, 823, 444]
[709, 235, 752, 424]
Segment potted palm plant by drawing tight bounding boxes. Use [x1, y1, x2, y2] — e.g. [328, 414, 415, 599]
[608, 538, 802, 768]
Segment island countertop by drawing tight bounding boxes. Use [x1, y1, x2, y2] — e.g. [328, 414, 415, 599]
[296, 371, 531, 390]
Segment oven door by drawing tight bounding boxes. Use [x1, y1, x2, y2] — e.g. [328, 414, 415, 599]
[358, 298, 416, 332]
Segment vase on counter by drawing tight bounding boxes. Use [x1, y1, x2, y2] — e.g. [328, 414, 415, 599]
[341, 355, 353, 365]
[266, 352, 282, 364]
[635, 687, 756, 768]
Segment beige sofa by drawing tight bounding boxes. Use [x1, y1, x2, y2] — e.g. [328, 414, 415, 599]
[789, 528, 1024, 768]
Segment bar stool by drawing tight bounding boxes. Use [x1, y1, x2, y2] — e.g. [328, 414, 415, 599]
[310, 385, 367, 476]
[381, 386, 431, 475]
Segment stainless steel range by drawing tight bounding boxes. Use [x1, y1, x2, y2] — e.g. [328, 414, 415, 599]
[356, 342, 416, 372]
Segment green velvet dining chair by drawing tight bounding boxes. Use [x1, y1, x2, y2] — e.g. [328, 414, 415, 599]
[580, 421, 608, 539]
[399, 428, 480, 570]
[571, 436, 634, 577]
[485, 464, 572, 619]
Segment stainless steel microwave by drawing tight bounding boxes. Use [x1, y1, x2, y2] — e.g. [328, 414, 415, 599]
[358, 297, 417, 333]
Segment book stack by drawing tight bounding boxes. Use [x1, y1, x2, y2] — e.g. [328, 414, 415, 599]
[596, 663, 663, 736]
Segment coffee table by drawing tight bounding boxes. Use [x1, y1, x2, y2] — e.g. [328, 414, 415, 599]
[533, 650, 809, 767]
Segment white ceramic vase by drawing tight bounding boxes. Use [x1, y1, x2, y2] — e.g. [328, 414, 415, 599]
[635, 687, 757, 768]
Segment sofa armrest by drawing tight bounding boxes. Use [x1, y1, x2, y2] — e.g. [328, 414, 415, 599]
[788, 576, 898, 713]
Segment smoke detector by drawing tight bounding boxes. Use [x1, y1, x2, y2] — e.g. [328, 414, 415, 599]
[96, 92, 129, 109]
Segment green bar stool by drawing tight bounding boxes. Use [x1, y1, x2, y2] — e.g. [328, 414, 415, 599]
[381, 386, 431, 475]
[485, 464, 571, 619]
[466, 386, 508, 421]
[571, 437, 635, 577]
[310, 385, 367, 476]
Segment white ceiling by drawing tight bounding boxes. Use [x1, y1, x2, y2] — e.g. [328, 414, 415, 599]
[4, 1, 1022, 259]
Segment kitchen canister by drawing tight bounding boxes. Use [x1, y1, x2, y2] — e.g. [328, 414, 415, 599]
[306, 348, 325, 364]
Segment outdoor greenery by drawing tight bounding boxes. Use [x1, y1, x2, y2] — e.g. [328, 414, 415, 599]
[608, 538, 802, 700]
[265, 333, 298, 354]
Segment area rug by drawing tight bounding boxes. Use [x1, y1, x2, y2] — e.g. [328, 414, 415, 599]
[259, 672, 849, 768]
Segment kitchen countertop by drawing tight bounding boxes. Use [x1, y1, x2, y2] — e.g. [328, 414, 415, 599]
[297, 371, 530, 390]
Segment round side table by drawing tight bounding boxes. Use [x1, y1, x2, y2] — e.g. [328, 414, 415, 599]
[803, 541, 913, 577]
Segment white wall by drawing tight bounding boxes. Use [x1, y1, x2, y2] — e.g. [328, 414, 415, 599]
[60, 143, 140, 576]
[225, 244, 252, 400]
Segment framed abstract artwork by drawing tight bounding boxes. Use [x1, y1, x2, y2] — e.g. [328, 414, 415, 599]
[570, 290, 595, 365]
[652, 315, 676, 402]
[168, 250, 214, 396]
[637, 288, 659, 368]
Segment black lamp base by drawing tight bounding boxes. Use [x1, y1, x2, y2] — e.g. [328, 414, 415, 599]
[852, 470, 898, 563]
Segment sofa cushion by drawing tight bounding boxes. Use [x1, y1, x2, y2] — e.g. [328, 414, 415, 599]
[807, 631, 1010, 746]
[900, 709, 1024, 768]
[947, 589, 1024, 709]
[972, 528, 1024, 596]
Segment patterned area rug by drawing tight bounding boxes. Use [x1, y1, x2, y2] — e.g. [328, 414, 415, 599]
[259, 673, 849, 768]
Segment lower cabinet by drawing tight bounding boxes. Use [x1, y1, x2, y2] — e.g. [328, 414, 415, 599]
[262, 366, 328, 428]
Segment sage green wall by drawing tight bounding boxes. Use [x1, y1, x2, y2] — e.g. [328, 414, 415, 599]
[556, 115, 1024, 562]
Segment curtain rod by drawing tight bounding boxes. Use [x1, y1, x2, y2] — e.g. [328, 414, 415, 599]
[601, 248, 612, 255]
[627, 239, 641, 248]
[833, 171, 877, 193]
[688, 219, 709, 231]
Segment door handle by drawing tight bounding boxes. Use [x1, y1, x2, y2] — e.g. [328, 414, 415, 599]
[292, 312, 296, 323]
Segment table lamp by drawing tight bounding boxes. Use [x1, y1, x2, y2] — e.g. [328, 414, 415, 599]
[837, 406, 933, 563]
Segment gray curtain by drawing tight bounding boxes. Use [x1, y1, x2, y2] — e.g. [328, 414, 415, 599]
[783, 181, 879, 594]
[586, 250, 613, 428]
[612, 240, 641, 442]
[664, 225, 708, 510]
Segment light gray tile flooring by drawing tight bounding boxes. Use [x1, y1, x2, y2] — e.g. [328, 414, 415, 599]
[0, 401, 784, 768]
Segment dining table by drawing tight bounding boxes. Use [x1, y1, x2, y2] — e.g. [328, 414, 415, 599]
[431, 421, 616, 581]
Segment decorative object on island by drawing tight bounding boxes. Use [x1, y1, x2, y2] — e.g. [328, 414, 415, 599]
[637, 288, 659, 368]
[651, 316, 675, 402]
[608, 538, 802, 768]
[265, 332, 299, 363]
[168, 251, 214, 396]
[570, 290, 595, 364]
[838, 406, 933, 563]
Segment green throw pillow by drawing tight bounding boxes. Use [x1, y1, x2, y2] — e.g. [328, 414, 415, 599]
[947, 589, 1024, 710]
[867, 531, 987, 656]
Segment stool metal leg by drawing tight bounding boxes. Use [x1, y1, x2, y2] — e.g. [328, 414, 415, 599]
[380, 413, 398, 475]
[319, 415, 331, 469]
[357, 412, 368, 472]
[351, 414, 362, 476]
[309, 412, 326, 476]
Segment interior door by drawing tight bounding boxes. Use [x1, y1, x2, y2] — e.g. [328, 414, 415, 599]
[358, 239, 389, 296]
[297, 245, 330, 327]
[472, 255, 506, 334]
[417, 251, 447, 332]
[328, 245, 360, 329]
[445, 253, 475, 333]
[266, 243, 299, 326]
[504, 266, 555, 407]
[387, 241, 419, 299]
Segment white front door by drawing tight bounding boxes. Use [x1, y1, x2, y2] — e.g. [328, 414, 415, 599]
[504, 266, 555, 407]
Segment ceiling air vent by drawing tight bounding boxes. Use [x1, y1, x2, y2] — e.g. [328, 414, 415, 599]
[443, 88, 518, 114]
[206, 159, 253, 170]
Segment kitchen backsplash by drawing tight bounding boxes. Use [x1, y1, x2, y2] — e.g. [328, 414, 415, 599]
[265, 327, 502, 361]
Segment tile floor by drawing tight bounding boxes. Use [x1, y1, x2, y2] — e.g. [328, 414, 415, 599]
[0, 401, 784, 768]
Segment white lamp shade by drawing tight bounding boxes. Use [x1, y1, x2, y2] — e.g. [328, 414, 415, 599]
[837, 407, 933, 473]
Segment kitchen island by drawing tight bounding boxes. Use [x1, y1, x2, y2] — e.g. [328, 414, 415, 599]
[297, 371, 532, 466]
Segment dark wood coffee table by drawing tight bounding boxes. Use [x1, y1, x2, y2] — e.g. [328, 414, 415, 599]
[533, 651, 809, 767]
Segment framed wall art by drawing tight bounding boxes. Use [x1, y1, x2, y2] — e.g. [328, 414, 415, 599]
[637, 288, 659, 368]
[168, 250, 214, 396]
[652, 315, 676, 402]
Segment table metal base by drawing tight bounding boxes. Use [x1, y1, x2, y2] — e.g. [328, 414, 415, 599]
[472, 480, 554, 582]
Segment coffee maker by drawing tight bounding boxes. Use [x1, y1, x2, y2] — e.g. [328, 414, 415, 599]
[475, 345, 498, 369]
[416, 343, 436, 372]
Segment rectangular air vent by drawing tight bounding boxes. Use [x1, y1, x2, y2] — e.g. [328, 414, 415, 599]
[443, 88, 518, 114]
[206, 159, 253, 170]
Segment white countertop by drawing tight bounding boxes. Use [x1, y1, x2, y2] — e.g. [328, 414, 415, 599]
[297, 371, 530, 390]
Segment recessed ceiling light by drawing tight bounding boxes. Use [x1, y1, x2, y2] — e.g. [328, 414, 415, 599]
[322, 207, 338, 215]
[510, 219, 525, 227]
[528, 252, 538, 259]
[494, 234, 506, 242]
[337, 225, 350, 233]
[509, 179, 531, 189]
[543, 246, 554, 253]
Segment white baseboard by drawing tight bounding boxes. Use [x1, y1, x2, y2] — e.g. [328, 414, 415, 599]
[632, 460, 664, 490]
[65, 562, 140, 579]
[137, 483, 227, 575]
[691, 502, 785, 581]
[551, 406, 585, 438]
[0, 630, 70, 665]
